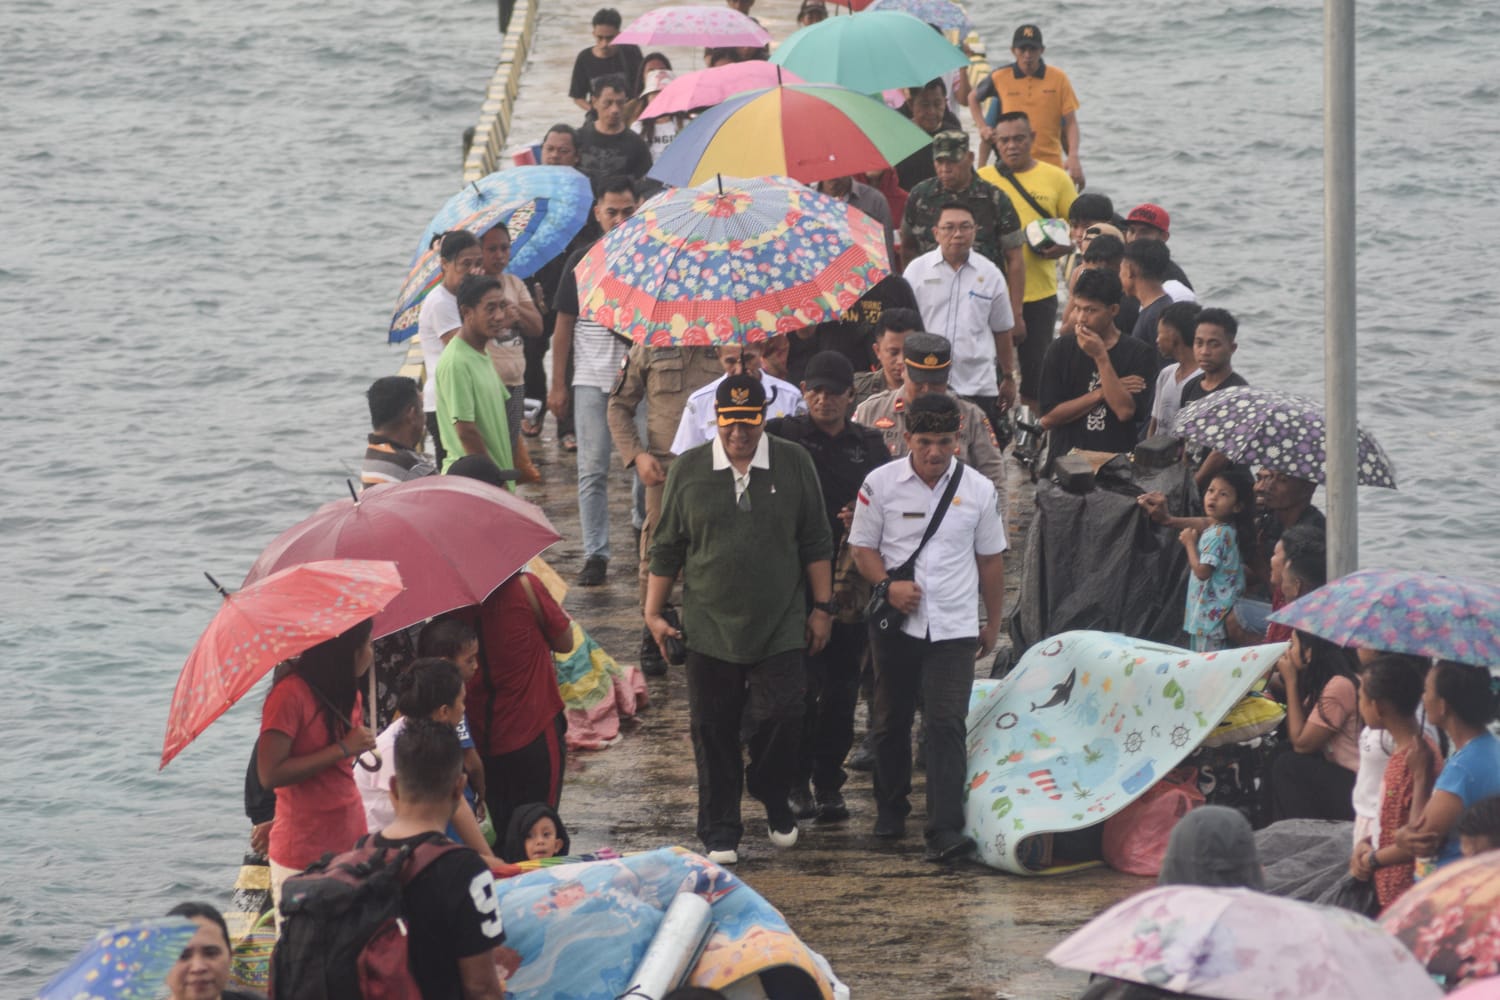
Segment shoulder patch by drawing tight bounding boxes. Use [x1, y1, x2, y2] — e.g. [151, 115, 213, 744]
[874, 417, 896, 429]
[858, 481, 874, 505]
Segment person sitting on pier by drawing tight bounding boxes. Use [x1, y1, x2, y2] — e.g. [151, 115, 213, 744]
[501, 802, 571, 863]
[164, 902, 263, 1000]
[361, 375, 436, 489]
[576, 74, 653, 184]
[569, 8, 643, 115]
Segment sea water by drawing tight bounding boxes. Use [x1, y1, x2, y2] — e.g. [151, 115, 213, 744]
[2, 0, 1498, 988]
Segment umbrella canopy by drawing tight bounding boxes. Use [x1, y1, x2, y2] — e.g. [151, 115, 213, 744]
[38, 918, 200, 1000]
[242, 476, 561, 640]
[1381, 848, 1500, 986]
[640, 62, 804, 119]
[865, 0, 972, 34]
[616, 5, 769, 48]
[770, 11, 968, 94]
[1268, 568, 1500, 667]
[389, 167, 593, 343]
[1173, 386, 1397, 488]
[572, 175, 890, 346]
[1451, 979, 1500, 1000]
[1049, 885, 1443, 1000]
[161, 559, 402, 767]
[647, 82, 932, 187]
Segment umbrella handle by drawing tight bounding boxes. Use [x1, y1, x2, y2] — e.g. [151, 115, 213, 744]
[356, 749, 383, 772]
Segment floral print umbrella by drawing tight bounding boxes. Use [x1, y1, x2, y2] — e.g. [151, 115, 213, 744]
[38, 919, 201, 1000]
[1268, 568, 1500, 668]
[865, 0, 972, 34]
[1381, 851, 1500, 989]
[1173, 386, 1397, 489]
[615, 5, 770, 48]
[572, 175, 890, 346]
[1050, 885, 1442, 1000]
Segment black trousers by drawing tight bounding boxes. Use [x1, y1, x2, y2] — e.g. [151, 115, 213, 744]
[685, 648, 805, 851]
[797, 621, 866, 795]
[522, 329, 549, 408]
[425, 411, 447, 471]
[869, 629, 976, 844]
[1270, 749, 1356, 822]
[480, 712, 567, 846]
[1017, 295, 1058, 401]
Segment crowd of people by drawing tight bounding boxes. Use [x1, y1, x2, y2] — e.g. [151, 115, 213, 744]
[145, 4, 1500, 999]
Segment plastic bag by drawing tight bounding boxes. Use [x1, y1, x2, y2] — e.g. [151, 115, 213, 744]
[1102, 767, 1206, 876]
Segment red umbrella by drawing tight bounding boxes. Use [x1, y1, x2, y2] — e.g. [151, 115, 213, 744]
[161, 559, 403, 768]
[242, 476, 561, 639]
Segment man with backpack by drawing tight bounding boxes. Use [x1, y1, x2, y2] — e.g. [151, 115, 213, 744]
[272, 720, 506, 1000]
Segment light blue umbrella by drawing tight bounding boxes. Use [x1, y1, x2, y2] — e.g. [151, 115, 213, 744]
[37, 918, 198, 1000]
[769, 10, 968, 95]
[389, 167, 593, 343]
[407, 165, 593, 269]
[865, 0, 972, 36]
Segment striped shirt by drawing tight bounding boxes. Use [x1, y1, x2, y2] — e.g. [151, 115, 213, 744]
[361, 434, 437, 488]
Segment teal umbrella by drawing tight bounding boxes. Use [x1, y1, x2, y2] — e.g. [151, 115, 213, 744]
[770, 10, 968, 94]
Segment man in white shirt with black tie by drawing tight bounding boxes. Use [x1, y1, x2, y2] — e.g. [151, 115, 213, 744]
[848, 392, 1007, 864]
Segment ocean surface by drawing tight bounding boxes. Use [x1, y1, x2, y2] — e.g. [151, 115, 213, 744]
[3, 0, 1498, 988]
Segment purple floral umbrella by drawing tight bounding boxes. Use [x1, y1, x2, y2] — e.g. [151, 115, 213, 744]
[1268, 568, 1500, 669]
[1173, 386, 1397, 489]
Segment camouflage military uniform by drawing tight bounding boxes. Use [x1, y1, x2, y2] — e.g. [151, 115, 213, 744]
[853, 369, 896, 407]
[852, 387, 1007, 507]
[901, 170, 1024, 272]
[607, 344, 724, 600]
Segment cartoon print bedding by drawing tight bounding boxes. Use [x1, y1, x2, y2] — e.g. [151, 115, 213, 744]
[964, 630, 1284, 874]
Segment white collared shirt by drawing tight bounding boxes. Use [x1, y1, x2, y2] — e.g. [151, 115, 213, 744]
[848, 455, 1007, 641]
[902, 248, 1015, 398]
[710, 431, 771, 505]
[671, 372, 806, 455]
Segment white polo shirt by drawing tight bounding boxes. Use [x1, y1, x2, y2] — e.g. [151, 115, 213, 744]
[669, 372, 806, 455]
[849, 455, 1007, 642]
[903, 248, 1015, 399]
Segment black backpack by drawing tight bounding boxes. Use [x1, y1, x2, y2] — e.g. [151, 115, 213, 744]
[269, 832, 462, 1000]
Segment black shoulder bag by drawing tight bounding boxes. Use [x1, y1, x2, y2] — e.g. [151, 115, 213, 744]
[866, 461, 965, 635]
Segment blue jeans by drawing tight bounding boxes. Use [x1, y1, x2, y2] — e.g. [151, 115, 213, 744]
[573, 385, 613, 561]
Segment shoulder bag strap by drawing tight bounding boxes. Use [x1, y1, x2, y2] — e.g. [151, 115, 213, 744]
[994, 165, 1051, 220]
[893, 461, 966, 576]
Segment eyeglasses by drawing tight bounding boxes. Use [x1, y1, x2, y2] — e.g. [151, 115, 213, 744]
[935, 222, 975, 234]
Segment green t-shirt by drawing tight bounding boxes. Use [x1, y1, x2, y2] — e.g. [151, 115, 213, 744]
[435, 335, 513, 475]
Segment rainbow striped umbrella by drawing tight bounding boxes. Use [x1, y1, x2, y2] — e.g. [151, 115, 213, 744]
[646, 82, 930, 187]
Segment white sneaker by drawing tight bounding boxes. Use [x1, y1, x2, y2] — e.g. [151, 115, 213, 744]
[768, 823, 799, 849]
[707, 848, 739, 865]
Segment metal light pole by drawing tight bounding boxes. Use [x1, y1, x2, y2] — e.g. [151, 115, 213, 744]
[1324, 0, 1358, 577]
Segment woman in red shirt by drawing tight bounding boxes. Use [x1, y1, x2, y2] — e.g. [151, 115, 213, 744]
[256, 618, 377, 918]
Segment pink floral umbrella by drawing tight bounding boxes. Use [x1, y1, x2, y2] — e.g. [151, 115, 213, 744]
[571, 175, 890, 346]
[1049, 885, 1442, 1000]
[615, 5, 770, 48]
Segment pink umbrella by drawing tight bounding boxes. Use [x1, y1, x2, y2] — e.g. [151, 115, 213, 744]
[615, 5, 770, 48]
[641, 62, 804, 119]
[1452, 980, 1500, 999]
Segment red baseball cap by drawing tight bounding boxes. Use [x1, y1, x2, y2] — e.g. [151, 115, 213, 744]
[1126, 203, 1171, 237]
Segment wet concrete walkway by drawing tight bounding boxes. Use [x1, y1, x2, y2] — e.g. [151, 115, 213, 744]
[513, 430, 1146, 999]
[488, 2, 1146, 992]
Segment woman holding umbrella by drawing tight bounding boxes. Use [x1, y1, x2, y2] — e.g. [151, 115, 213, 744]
[256, 619, 377, 919]
[1395, 660, 1500, 871]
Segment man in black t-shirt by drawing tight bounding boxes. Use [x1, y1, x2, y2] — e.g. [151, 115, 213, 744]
[569, 8, 643, 113]
[375, 720, 506, 1000]
[1177, 306, 1248, 489]
[576, 75, 653, 183]
[1038, 267, 1157, 467]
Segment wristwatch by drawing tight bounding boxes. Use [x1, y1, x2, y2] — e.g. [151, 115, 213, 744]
[1000, 370, 1016, 381]
[811, 600, 837, 615]
[870, 579, 892, 602]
